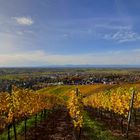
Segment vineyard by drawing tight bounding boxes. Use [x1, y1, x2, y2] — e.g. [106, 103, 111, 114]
[0, 84, 140, 140]
[0, 86, 65, 140]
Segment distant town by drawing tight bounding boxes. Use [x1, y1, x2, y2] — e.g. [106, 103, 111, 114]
[0, 67, 140, 92]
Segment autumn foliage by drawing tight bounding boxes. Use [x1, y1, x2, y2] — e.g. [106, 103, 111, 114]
[83, 87, 140, 118]
[0, 86, 64, 131]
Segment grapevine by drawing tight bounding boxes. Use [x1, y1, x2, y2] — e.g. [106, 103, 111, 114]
[83, 87, 140, 118]
[0, 86, 64, 132]
[67, 89, 83, 139]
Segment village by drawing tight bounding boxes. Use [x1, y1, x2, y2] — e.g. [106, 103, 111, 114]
[0, 68, 140, 92]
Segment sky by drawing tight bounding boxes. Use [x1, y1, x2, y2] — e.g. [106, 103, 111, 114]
[0, 0, 140, 67]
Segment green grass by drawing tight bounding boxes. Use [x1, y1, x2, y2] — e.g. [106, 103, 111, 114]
[39, 85, 75, 95]
[38, 86, 76, 102]
[83, 110, 122, 140]
[47, 86, 74, 94]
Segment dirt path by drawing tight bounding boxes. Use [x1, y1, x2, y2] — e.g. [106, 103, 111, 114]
[26, 108, 75, 140]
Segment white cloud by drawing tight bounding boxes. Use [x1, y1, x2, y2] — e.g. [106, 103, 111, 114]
[103, 30, 140, 43]
[95, 24, 132, 30]
[16, 31, 23, 35]
[15, 30, 34, 36]
[14, 17, 34, 26]
[132, 49, 140, 52]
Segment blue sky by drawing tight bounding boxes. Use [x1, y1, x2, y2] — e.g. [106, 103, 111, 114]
[0, 0, 140, 66]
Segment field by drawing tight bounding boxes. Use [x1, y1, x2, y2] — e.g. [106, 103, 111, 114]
[0, 68, 140, 140]
[0, 81, 140, 140]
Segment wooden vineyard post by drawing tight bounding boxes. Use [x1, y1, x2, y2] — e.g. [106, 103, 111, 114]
[13, 120, 17, 140]
[34, 114, 38, 139]
[126, 90, 135, 139]
[7, 124, 11, 140]
[25, 117, 27, 140]
[76, 88, 79, 96]
[7, 84, 17, 140]
[35, 114, 37, 128]
[7, 84, 12, 140]
[44, 109, 47, 120]
[41, 111, 43, 122]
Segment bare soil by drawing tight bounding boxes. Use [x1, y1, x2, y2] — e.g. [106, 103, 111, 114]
[25, 108, 75, 140]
